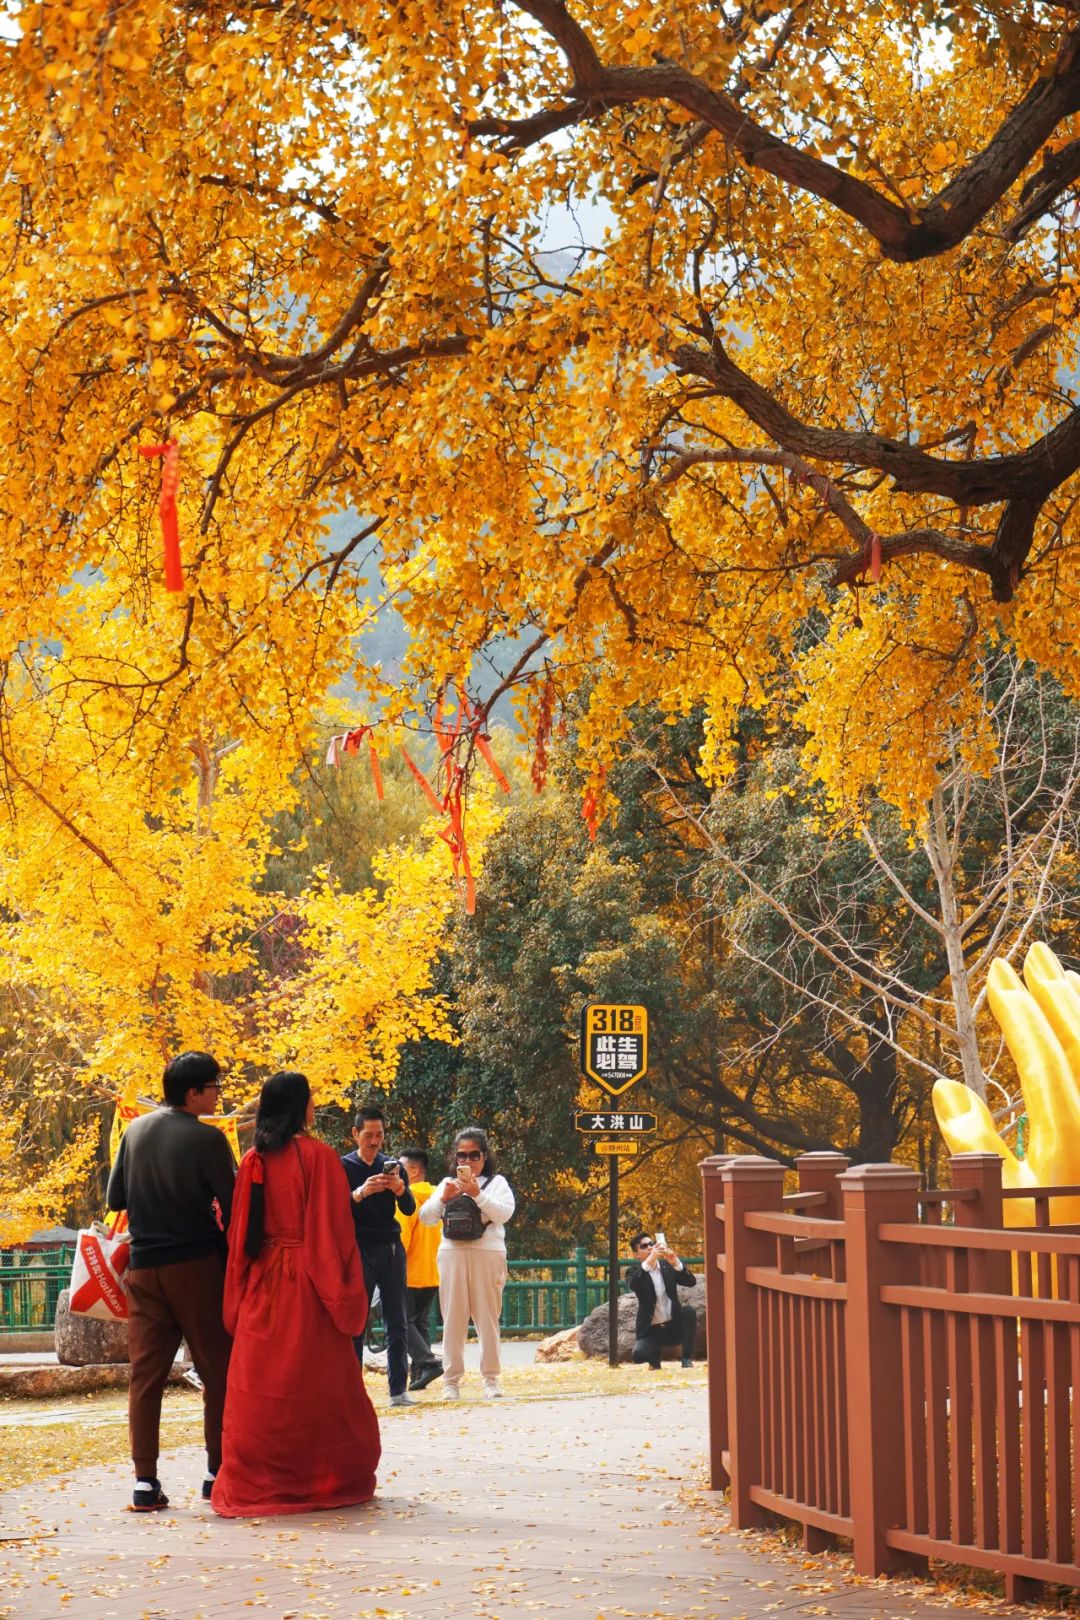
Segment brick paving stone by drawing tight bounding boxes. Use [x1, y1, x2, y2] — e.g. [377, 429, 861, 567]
[0, 1387, 1030, 1620]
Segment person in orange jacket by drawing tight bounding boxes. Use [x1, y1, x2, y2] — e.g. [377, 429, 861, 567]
[396, 1149, 444, 1391]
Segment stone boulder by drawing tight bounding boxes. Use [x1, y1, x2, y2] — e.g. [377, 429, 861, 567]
[54, 1288, 130, 1366]
[535, 1326, 583, 1363]
[578, 1279, 708, 1362]
[0, 1362, 190, 1398]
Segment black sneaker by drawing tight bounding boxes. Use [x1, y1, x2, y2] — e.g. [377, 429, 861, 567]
[132, 1478, 169, 1512]
[411, 1361, 444, 1392]
[681, 1358, 694, 1369]
[201, 1472, 217, 1502]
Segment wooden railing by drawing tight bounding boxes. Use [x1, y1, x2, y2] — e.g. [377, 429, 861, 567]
[701, 1150, 1080, 1603]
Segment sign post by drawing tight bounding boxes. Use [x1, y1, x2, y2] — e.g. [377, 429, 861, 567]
[608, 1150, 619, 1367]
[579, 1003, 649, 1368]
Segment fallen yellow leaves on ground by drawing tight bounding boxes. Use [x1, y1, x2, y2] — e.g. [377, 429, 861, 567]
[0, 1360, 707, 1494]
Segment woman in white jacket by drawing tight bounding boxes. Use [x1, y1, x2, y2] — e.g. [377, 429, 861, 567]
[419, 1127, 515, 1400]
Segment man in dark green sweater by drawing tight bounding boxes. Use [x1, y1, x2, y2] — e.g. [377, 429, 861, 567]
[107, 1051, 236, 1512]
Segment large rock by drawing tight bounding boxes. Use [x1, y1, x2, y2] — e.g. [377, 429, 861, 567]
[0, 1362, 190, 1398]
[54, 1288, 130, 1366]
[578, 1279, 708, 1362]
[535, 1326, 583, 1363]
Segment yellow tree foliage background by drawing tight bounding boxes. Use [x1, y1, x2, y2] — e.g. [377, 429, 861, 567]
[2, 3, 1079, 822]
[0, 675, 504, 1236]
[4, 5, 1080, 1226]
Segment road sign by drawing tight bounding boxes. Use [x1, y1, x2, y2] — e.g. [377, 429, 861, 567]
[575, 1111, 657, 1133]
[580, 1003, 648, 1096]
[593, 1139, 639, 1155]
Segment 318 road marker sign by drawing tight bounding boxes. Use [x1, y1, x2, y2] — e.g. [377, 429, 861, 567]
[580, 1003, 648, 1097]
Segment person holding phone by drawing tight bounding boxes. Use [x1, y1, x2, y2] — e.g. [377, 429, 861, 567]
[626, 1232, 697, 1369]
[419, 1127, 515, 1400]
[342, 1105, 416, 1407]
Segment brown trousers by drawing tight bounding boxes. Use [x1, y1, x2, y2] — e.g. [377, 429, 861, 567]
[126, 1253, 232, 1478]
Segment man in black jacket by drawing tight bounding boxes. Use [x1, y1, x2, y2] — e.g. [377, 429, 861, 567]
[106, 1051, 235, 1512]
[626, 1232, 697, 1369]
[342, 1104, 416, 1406]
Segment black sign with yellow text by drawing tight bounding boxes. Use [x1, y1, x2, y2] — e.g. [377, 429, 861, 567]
[580, 1003, 648, 1097]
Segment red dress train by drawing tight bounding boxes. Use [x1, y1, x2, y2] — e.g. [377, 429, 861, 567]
[211, 1135, 381, 1517]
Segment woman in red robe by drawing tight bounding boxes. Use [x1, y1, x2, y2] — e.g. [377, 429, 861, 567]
[211, 1071, 381, 1517]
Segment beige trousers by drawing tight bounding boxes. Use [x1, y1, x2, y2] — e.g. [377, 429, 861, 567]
[438, 1244, 507, 1387]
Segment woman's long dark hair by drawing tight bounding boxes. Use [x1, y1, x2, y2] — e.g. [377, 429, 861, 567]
[448, 1125, 496, 1181]
[245, 1071, 311, 1259]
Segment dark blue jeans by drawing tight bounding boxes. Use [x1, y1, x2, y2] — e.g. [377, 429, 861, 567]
[353, 1239, 409, 1397]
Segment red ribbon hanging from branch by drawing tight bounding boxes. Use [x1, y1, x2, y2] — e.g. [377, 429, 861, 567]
[138, 440, 185, 593]
[461, 695, 511, 794]
[581, 767, 607, 843]
[400, 745, 445, 813]
[325, 725, 385, 800]
[397, 687, 511, 915]
[320, 698, 509, 915]
[436, 762, 476, 914]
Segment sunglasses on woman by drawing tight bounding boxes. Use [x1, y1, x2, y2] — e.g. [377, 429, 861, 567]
[456, 1150, 483, 1161]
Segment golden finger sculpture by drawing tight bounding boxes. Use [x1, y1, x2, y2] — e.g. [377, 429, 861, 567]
[933, 943, 1080, 1226]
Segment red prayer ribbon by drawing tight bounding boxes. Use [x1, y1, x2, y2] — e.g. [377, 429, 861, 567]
[461, 695, 511, 794]
[581, 767, 607, 843]
[138, 440, 185, 592]
[326, 688, 510, 915]
[332, 725, 385, 800]
[401, 745, 445, 814]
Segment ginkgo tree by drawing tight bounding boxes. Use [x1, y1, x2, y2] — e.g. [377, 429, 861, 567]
[3, 1, 1080, 836]
[0, 663, 502, 1233]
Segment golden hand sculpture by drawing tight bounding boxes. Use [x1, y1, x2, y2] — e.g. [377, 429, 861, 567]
[933, 943, 1080, 1226]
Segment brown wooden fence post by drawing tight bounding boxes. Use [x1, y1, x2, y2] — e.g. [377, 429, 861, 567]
[841, 1163, 928, 1577]
[793, 1152, 851, 1552]
[948, 1149, 1029, 1592]
[722, 1155, 786, 1528]
[950, 1152, 1009, 1293]
[796, 1151, 851, 1218]
[700, 1153, 737, 1490]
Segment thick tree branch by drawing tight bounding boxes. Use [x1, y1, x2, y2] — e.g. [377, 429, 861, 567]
[491, 3, 1080, 261]
[671, 339, 1080, 506]
[1006, 135, 1080, 240]
[654, 438, 1048, 598]
[669, 340, 1080, 599]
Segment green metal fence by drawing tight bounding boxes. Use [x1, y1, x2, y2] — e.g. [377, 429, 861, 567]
[373, 1250, 704, 1342]
[0, 1246, 74, 1335]
[0, 1246, 703, 1339]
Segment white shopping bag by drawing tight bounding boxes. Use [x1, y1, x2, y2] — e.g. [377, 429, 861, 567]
[68, 1219, 131, 1321]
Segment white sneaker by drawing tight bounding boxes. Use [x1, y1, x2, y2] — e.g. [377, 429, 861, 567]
[482, 1379, 503, 1399]
[442, 1385, 461, 1401]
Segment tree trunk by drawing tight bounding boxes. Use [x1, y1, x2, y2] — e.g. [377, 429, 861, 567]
[923, 786, 986, 1099]
[853, 1036, 903, 1162]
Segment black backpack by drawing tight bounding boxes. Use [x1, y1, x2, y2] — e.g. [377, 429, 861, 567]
[442, 1193, 488, 1242]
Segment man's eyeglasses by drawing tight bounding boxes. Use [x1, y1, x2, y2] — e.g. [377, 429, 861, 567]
[636, 1240, 655, 1249]
[456, 1150, 483, 1161]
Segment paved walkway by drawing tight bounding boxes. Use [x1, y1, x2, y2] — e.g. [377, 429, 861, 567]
[0, 1386, 1022, 1620]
